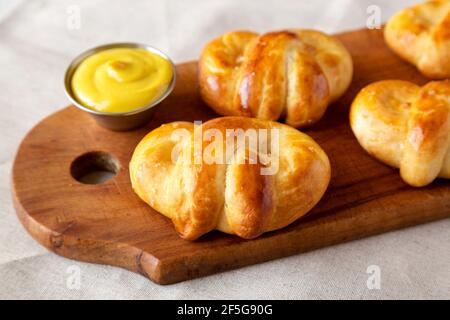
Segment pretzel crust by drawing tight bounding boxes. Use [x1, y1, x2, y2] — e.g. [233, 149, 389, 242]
[350, 80, 450, 187]
[130, 117, 331, 240]
[199, 30, 353, 128]
[385, 0, 450, 79]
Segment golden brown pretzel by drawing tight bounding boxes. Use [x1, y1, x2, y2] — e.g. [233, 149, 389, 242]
[130, 117, 330, 240]
[198, 30, 353, 128]
[384, 0, 450, 79]
[350, 80, 450, 187]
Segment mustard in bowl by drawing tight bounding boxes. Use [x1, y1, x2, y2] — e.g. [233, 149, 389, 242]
[64, 43, 176, 131]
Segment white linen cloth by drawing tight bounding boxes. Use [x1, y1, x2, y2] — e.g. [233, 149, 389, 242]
[0, 0, 449, 299]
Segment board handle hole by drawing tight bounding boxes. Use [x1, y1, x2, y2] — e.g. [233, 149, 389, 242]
[71, 151, 120, 184]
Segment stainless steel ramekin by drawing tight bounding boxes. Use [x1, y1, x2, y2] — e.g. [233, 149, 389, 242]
[64, 43, 176, 131]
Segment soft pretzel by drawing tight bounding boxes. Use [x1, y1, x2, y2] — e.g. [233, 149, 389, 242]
[350, 80, 450, 187]
[384, 0, 450, 79]
[130, 117, 330, 240]
[198, 30, 353, 128]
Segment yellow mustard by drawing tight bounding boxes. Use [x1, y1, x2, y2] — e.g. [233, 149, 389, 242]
[71, 48, 173, 113]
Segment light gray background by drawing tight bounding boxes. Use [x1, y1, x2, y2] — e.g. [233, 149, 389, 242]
[0, 0, 449, 299]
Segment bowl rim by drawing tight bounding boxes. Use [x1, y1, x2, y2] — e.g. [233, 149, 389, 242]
[64, 42, 177, 117]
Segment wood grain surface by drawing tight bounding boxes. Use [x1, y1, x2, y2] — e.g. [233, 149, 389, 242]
[11, 28, 450, 285]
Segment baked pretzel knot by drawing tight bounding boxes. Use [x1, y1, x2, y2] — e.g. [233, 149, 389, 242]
[350, 80, 450, 187]
[199, 30, 353, 128]
[130, 117, 330, 240]
[385, 0, 450, 79]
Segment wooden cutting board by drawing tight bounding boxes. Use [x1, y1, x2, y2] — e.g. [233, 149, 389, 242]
[12, 28, 450, 285]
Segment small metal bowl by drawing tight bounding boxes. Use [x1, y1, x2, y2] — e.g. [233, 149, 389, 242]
[64, 43, 176, 131]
